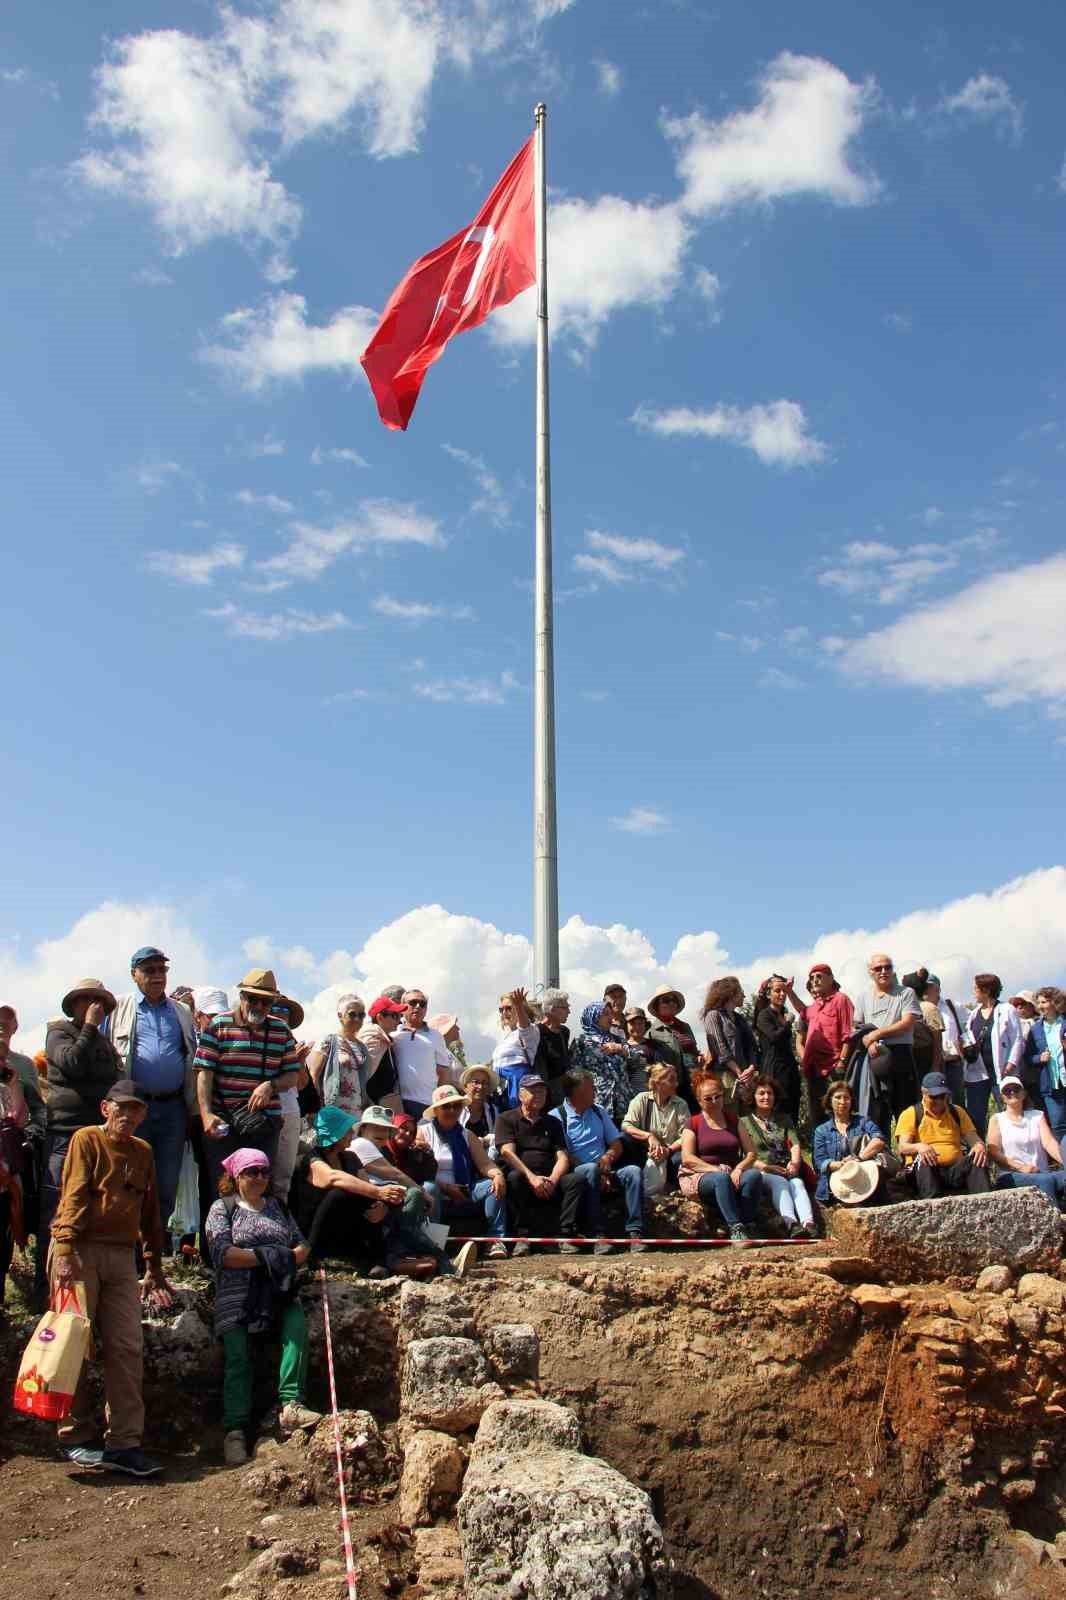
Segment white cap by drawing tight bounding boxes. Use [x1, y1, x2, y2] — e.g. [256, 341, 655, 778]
[193, 986, 229, 1017]
[999, 1075, 1025, 1092]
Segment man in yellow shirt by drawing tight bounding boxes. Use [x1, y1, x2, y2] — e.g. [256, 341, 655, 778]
[895, 1071, 989, 1200]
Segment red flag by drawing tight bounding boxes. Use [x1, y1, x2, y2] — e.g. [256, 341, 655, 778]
[361, 137, 535, 431]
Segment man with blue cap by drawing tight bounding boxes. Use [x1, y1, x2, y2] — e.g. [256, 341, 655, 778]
[107, 946, 198, 1248]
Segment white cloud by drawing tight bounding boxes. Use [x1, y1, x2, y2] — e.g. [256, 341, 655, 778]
[442, 444, 510, 527]
[940, 74, 1023, 140]
[202, 291, 378, 390]
[532, 0, 577, 18]
[573, 528, 685, 585]
[664, 51, 880, 216]
[818, 530, 999, 606]
[758, 666, 803, 692]
[8, 870, 1066, 1056]
[311, 444, 369, 468]
[492, 195, 690, 350]
[715, 631, 764, 652]
[610, 807, 671, 835]
[414, 670, 519, 705]
[373, 596, 474, 624]
[256, 499, 443, 587]
[834, 553, 1066, 715]
[145, 540, 246, 585]
[633, 399, 828, 468]
[235, 488, 295, 514]
[134, 264, 175, 286]
[594, 59, 621, 97]
[130, 459, 186, 493]
[204, 601, 352, 640]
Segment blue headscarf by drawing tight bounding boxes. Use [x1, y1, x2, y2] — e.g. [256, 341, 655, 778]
[581, 1001, 614, 1040]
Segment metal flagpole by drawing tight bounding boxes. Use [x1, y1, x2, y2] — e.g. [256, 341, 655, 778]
[532, 102, 559, 991]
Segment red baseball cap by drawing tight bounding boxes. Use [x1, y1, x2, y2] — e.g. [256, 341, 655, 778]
[369, 996, 406, 1020]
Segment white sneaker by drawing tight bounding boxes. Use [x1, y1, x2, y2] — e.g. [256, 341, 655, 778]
[453, 1241, 478, 1278]
[278, 1402, 323, 1432]
[486, 1241, 509, 1260]
[223, 1429, 249, 1467]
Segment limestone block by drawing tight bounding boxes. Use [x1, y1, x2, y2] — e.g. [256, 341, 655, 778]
[829, 1187, 1061, 1282]
[485, 1323, 541, 1381]
[470, 1398, 583, 1461]
[402, 1336, 505, 1433]
[399, 1429, 465, 1527]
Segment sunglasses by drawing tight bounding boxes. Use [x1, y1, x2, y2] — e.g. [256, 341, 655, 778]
[871, 964, 894, 974]
[702, 1094, 724, 1103]
[140, 963, 169, 976]
[242, 1166, 269, 1178]
[407, 999, 428, 1008]
[343, 1010, 366, 1020]
[1002, 1086, 1024, 1097]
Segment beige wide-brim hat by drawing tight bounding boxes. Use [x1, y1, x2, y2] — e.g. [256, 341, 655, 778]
[235, 967, 283, 999]
[278, 994, 305, 1028]
[461, 1063, 501, 1095]
[424, 1084, 470, 1118]
[647, 984, 685, 1018]
[61, 978, 118, 1019]
[829, 1157, 880, 1206]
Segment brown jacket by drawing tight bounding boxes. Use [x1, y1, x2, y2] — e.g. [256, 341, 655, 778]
[51, 1125, 163, 1266]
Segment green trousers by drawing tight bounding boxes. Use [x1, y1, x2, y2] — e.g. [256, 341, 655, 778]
[221, 1301, 309, 1430]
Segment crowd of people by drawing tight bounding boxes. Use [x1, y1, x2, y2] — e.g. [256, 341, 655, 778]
[1, 945, 1064, 1475]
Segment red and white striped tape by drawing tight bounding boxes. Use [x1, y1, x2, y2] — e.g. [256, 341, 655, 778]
[319, 1269, 358, 1600]
[443, 1234, 820, 1246]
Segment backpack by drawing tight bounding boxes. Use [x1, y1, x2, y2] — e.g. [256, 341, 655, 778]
[910, 1099, 960, 1134]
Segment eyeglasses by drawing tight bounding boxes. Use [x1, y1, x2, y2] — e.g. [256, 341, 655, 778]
[702, 1094, 724, 1104]
[871, 964, 893, 974]
[139, 963, 169, 976]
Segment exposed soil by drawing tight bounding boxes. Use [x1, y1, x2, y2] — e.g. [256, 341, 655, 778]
[4, 1242, 1066, 1600]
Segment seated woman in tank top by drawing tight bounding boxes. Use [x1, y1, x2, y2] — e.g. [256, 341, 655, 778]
[986, 1074, 1066, 1210]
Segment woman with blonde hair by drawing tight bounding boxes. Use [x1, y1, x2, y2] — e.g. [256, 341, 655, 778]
[622, 1064, 689, 1194]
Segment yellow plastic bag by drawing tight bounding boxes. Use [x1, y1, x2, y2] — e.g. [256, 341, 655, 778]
[12, 1281, 91, 1421]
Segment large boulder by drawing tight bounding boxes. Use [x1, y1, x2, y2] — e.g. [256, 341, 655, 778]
[399, 1429, 466, 1526]
[402, 1336, 505, 1433]
[829, 1186, 1061, 1281]
[470, 1399, 583, 1461]
[399, 1279, 477, 1342]
[459, 1445, 670, 1598]
[484, 1323, 540, 1382]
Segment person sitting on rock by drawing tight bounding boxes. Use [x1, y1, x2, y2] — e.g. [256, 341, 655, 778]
[549, 1068, 647, 1255]
[204, 1146, 321, 1467]
[416, 1085, 509, 1262]
[679, 1070, 764, 1245]
[491, 988, 543, 1108]
[384, 1111, 438, 1183]
[622, 1064, 689, 1196]
[987, 1075, 1066, 1210]
[347, 1105, 473, 1278]
[738, 1074, 817, 1238]
[495, 1073, 585, 1256]
[812, 1080, 888, 1207]
[894, 1071, 990, 1199]
[296, 1106, 413, 1277]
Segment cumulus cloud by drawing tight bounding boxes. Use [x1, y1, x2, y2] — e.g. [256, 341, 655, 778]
[442, 444, 510, 527]
[664, 51, 880, 216]
[145, 540, 246, 585]
[940, 74, 1023, 140]
[833, 553, 1066, 715]
[203, 601, 353, 640]
[818, 529, 1000, 606]
[14, 871, 1064, 1056]
[373, 596, 474, 624]
[633, 399, 828, 467]
[202, 291, 378, 390]
[257, 500, 443, 587]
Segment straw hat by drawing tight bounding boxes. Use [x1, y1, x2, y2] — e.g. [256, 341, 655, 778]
[423, 1084, 469, 1118]
[234, 967, 283, 999]
[647, 984, 685, 1017]
[828, 1157, 880, 1206]
[61, 978, 117, 1019]
[277, 994, 305, 1029]
[461, 1062, 501, 1095]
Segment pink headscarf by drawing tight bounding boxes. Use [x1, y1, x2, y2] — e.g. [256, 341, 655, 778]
[221, 1147, 271, 1179]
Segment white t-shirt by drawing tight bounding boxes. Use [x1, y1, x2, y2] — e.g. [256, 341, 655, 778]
[994, 1108, 1048, 1171]
[417, 1118, 456, 1186]
[392, 1026, 452, 1104]
[350, 1135, 391, 1182]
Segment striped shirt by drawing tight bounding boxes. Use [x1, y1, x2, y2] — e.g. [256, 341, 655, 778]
[193, 1011, 299, 1119]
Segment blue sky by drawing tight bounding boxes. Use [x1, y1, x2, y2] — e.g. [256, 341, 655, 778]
[3, 0, 1065, 1036]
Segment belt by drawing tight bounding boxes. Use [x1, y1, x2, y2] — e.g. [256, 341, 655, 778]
[135, 1085, 185, 1103]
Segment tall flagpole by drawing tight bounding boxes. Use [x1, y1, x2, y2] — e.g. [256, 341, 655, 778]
[532, 102, 559, 991]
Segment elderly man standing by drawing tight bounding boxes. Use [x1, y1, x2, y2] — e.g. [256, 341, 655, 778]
[496, 1073, 583, 1255]
[532, 989, 571, 1101]
[550, 1068, 646, 1255]
[852, 955, 922, 1118]
[194, 969, 302, 1194]
[51, 1077, 173, 1476]
[392, 990, 454, 1120]
[108, 947, 198, 1251]
[788, 965, 854, 1095]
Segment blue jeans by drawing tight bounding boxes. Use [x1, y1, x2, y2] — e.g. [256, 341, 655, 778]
[697, 1168, 763, 1229]
[996, 1171, 1066, 1209]
[139, 1097, 188, 1236]
[965, 1081, 999, 1140]
[573, 1161, 644, 1236]
[423, 1179, 507, 1238]
[1042, 1089, 1066, 1145]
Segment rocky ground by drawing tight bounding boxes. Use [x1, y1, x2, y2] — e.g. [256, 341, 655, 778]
[3, 1188, 1066, 1599]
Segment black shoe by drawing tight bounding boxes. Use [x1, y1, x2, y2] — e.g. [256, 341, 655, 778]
[101, 1447, 163, 1478]
[63, 1443, 105, 1468]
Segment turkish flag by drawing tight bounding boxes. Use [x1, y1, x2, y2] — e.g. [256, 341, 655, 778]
[361, 137, 535, 430]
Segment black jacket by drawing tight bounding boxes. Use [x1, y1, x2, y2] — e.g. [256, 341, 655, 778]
[44, 1020, 122, 1135]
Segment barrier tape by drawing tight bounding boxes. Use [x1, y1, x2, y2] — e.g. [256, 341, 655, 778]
[442, 1234, 820, 1246]
[319, 1269, 358, 1600]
